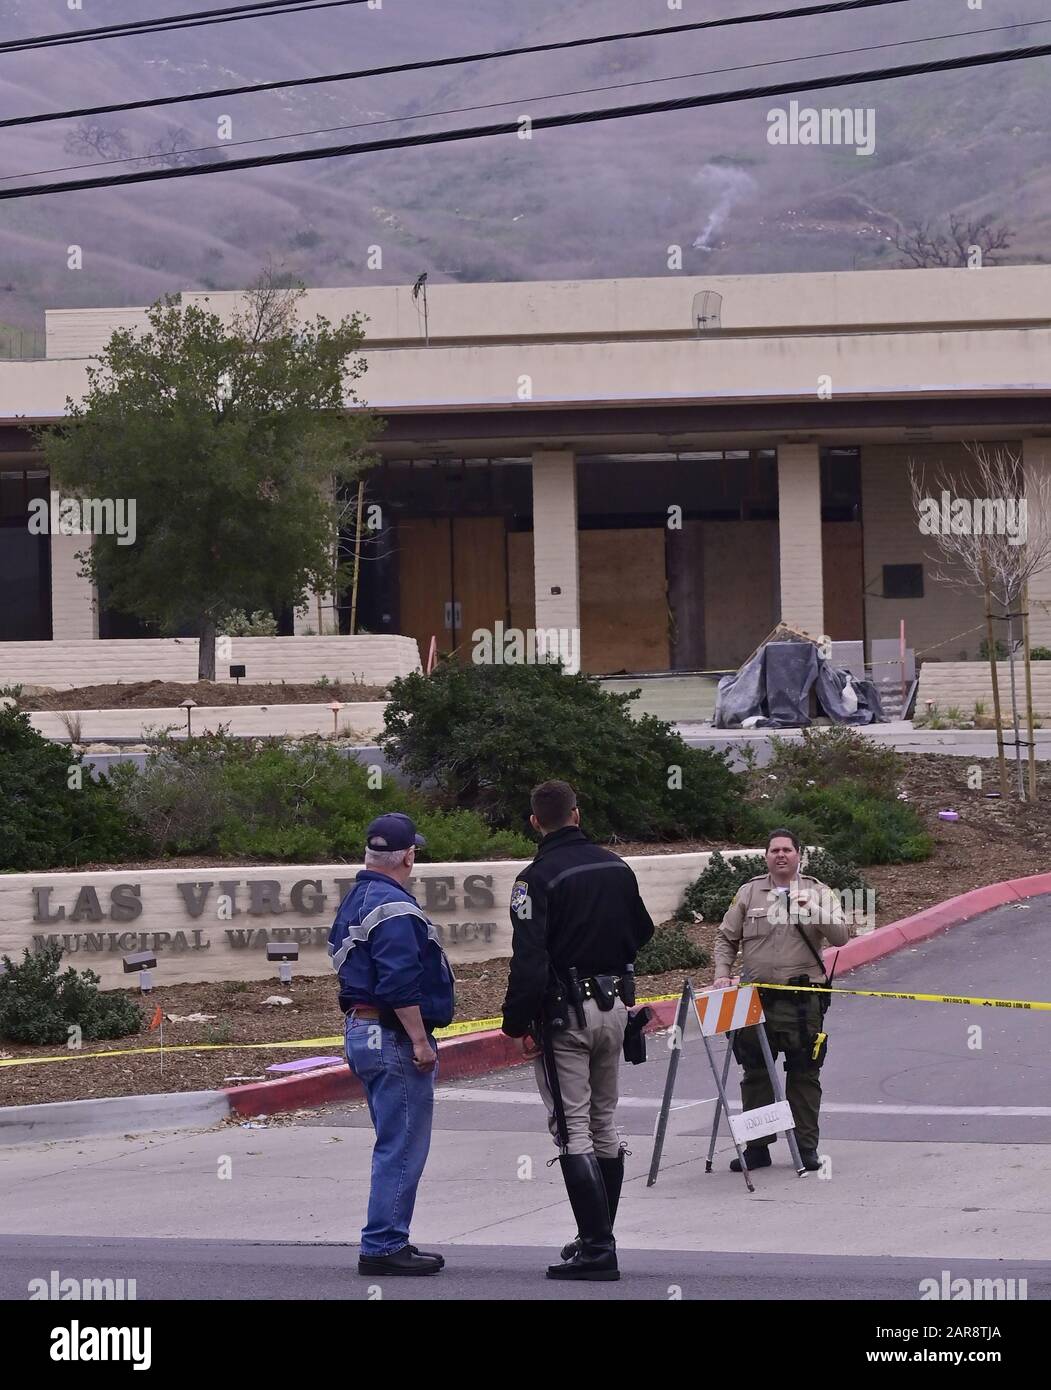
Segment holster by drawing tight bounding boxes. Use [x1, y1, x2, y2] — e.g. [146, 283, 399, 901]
[623, 1005, 654, 1065]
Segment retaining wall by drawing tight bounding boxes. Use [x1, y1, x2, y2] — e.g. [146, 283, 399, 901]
[0, 635, 421, 690]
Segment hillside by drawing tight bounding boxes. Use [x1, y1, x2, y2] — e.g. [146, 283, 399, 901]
[0, 0, 1048, 332]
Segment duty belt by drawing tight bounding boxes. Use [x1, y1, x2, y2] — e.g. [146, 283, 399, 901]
[578, 974, 632, 1003]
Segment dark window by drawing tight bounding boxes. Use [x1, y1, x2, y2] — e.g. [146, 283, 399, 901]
[0, 468, 52, 639]
[883, 563, 924, 599]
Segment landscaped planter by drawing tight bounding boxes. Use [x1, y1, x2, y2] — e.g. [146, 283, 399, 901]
[0, 851, 737, 988]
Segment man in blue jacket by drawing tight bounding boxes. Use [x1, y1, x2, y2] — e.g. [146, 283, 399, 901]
[329, 812, 456, 1276]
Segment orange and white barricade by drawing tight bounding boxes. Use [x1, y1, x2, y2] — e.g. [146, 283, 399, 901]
[693, 983, 765, 1035]
[647, 980, 807, 1192]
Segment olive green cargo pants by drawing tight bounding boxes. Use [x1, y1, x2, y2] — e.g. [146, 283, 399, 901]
[731, 991, 827, 1151]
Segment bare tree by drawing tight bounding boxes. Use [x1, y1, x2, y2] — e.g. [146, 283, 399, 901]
[892, 214, 1013, 268]
[909, 444, 1051, 799]
[228, 260, 305, 347]
[63, 122, 133, 161]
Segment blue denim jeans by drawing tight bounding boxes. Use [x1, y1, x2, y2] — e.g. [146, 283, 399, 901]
[344, 1015, 437, 1257]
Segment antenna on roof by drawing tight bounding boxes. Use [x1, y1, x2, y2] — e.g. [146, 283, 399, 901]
[692, 290, 722, 334]
[412, 272, 429, 346]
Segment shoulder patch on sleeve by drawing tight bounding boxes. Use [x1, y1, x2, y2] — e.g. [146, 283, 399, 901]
[510, 880, 530, 912]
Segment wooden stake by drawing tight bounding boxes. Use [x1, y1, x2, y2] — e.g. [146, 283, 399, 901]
[980, 553, 1008, 797]
[1022, 580, 1037, 802]
[349, 477, 365, 636]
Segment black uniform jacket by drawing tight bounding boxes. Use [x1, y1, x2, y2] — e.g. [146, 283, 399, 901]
[501, 826, 655, 1037]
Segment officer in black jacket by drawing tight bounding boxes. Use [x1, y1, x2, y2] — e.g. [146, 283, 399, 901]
[501, 779, 654, 1281]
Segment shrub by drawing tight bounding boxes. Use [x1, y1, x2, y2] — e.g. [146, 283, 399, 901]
[380, 660, 743, 842]
[635, 922, 710, 976]
[979, 638, 1009, 661]
[115, 730, 533, 862]
[763, 726, 902, 800]
[755, 780, 932, 864]
[0, 706, 145, 871]
[0, 945, 142, 1045]
[674, 850, 767, 923]
[218, 608, 278, 636]
[675, 846, 876, 925]
[801, 847, 874, 903]
[1030, 646, 1051, 661]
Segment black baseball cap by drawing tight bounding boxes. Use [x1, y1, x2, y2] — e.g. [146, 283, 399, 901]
[365, 813, 426, 852]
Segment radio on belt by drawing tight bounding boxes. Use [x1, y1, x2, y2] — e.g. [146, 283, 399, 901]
[267, 941, 298, 985]
[122, 950, 157, 994]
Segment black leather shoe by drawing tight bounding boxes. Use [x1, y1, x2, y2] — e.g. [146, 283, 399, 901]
[560, 1149, 626, 1263]
[547, 1153, 620, 1281]
[729, 1146, 772, 1172]
[403, 1244, 444, 1267]
[798, 1148, 822, 1172]
[358, 1245, 443, 1276]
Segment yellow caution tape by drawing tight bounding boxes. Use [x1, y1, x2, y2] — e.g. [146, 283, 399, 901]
[0, 996, 683, 1071]
[750, 982, 1051, 1012]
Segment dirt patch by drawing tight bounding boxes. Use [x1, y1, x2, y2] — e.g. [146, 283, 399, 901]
[3, 752, 1051, 1108]
[16, 680, 387, 710]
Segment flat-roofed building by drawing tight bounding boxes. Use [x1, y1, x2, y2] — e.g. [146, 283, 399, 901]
[3, 266, 1051, 672]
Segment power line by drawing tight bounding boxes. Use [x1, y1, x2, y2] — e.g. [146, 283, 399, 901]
[3, 36, 1049, 202]
[0, 0, 371, 55]
[2, 0, 926, 131]
[7, 16, 1043, 183]
[0, 0, 917, 65]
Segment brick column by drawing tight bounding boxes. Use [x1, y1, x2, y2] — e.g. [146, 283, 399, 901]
[531, 449, 580, 644]
[50, 533, 98, 639]
[776, 442, 825, 636]
[1023, 438, 1051, 649]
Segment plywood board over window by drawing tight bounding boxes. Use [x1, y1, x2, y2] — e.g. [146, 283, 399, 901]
[579, 530, 669, 673]
[508, 528, 670, 674]
[822, 521, 865, 641]
[701, 520, 779, 671]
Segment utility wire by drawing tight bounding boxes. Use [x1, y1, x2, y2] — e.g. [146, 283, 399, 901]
[0, 1, 371, 55]
[2, 36, 1049, 202]
[0, 0, 945, 131]
[6, 16, 1043, 182]
[0, 0, 917, 58]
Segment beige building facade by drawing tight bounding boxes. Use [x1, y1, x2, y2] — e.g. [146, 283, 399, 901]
[3, 266, 1051, 673]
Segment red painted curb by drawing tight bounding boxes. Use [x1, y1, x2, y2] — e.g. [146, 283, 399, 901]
[226, 876, 1051, 1120]
[821, 873, 1050, 975]
[226, 1027, 529, 1119]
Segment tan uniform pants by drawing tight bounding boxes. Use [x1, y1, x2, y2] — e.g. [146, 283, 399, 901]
[534, 997, 628, 1157]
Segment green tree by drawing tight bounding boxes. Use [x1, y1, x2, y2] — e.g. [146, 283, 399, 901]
[38, 272, 380, 678]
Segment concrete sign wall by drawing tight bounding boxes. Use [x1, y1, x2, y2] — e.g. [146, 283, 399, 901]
[0, 853, 728, 988]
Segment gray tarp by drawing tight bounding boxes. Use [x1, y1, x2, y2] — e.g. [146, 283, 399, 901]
[714, 640, 886, 729]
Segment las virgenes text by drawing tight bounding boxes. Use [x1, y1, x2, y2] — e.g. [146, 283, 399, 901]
[31, 874, 497, 924]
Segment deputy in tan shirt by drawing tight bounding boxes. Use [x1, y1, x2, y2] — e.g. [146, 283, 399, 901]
[713, 827, 851, 1171]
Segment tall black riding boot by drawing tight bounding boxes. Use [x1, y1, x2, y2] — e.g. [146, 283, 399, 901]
[560, 1149, 625, 1262]
[546, 1153, 619, 1281]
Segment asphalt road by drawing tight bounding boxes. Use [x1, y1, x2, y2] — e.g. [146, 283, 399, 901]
[0, 1234, 1045, 1302]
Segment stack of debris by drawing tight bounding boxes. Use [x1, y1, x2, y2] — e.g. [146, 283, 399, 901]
[714, 624, 886, 729]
